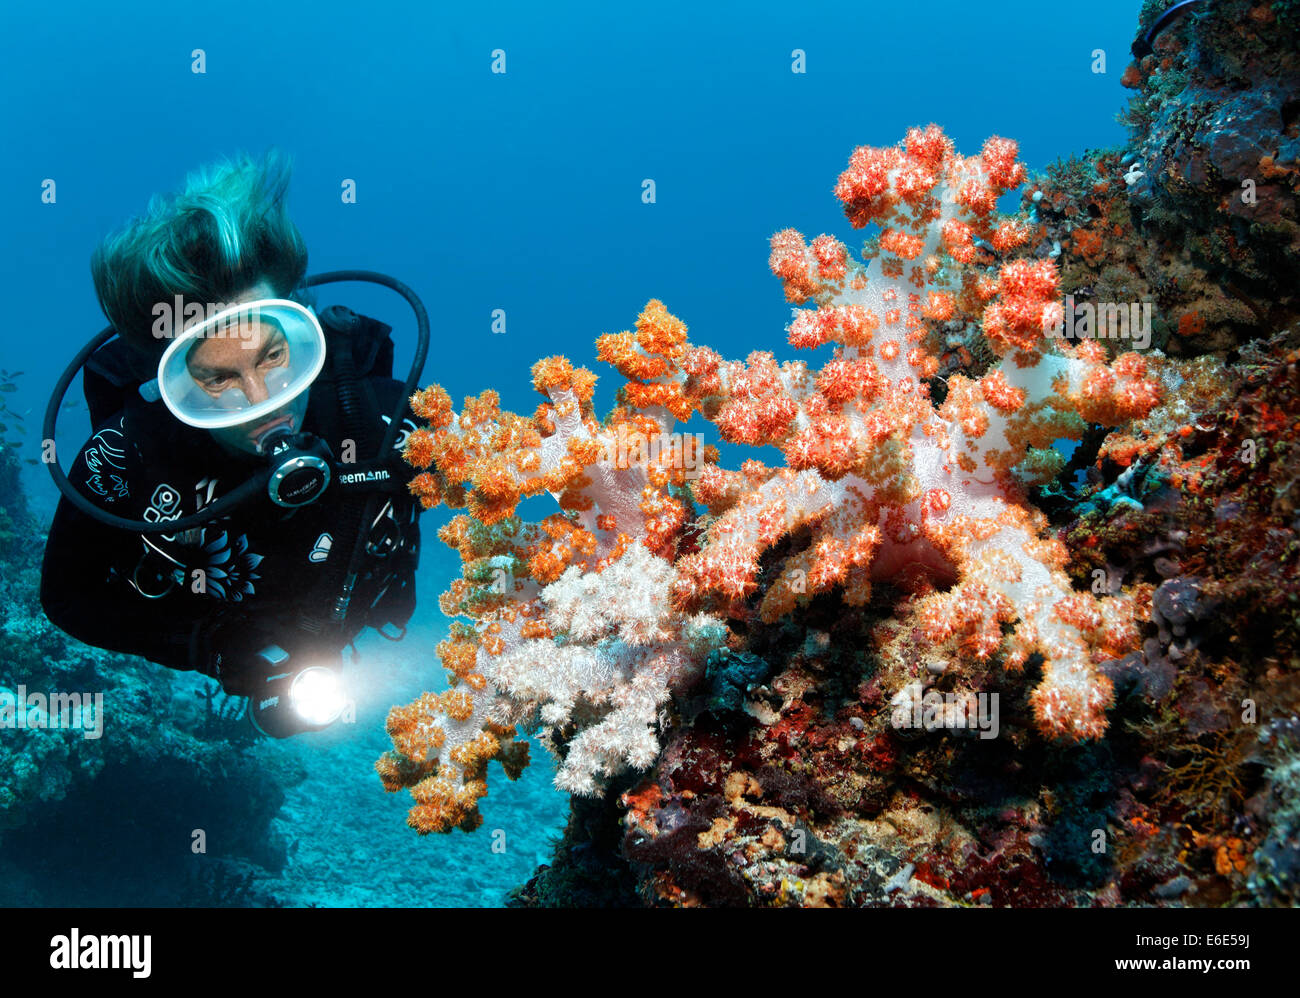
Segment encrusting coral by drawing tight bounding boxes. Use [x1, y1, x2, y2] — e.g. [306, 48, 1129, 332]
[380, 126, 1188, 833]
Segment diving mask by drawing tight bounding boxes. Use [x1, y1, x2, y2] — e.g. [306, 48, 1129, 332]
[156, 299, 326, 445]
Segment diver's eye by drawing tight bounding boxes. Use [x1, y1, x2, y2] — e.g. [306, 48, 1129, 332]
[261, 347, 287, 365]
[203, 376, 233, 393]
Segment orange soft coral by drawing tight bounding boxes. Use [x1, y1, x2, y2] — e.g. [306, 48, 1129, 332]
[672, 128, 1157, 741]
[384, 129, 1168, 841]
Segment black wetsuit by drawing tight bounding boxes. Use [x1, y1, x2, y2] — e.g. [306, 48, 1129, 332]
[39, 306, 423, 694]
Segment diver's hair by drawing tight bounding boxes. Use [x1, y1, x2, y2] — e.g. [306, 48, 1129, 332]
[90, 149, 310, 371]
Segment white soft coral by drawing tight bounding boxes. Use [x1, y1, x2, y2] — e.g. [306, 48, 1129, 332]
[490, 542, 727, 794]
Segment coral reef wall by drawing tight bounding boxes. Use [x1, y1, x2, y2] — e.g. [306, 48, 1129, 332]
[1108, 0, 1299, 353]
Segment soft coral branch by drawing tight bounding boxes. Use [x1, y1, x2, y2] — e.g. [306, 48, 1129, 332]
[380, 303, 725, 833]
[672, 126, 1165, 740]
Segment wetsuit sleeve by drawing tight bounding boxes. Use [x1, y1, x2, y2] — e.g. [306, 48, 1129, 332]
[39, 414, 205, 671]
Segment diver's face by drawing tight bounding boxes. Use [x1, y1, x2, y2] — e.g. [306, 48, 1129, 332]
[187, 320, 294, 444]
[185, 282, 302, 452]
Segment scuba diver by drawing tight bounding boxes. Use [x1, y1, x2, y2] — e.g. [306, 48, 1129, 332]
[39, 151, 431, 737]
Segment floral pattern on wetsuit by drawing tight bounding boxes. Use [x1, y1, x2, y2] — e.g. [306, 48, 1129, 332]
[82, 419, 130, 502]
[196, 529, 263, 601]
